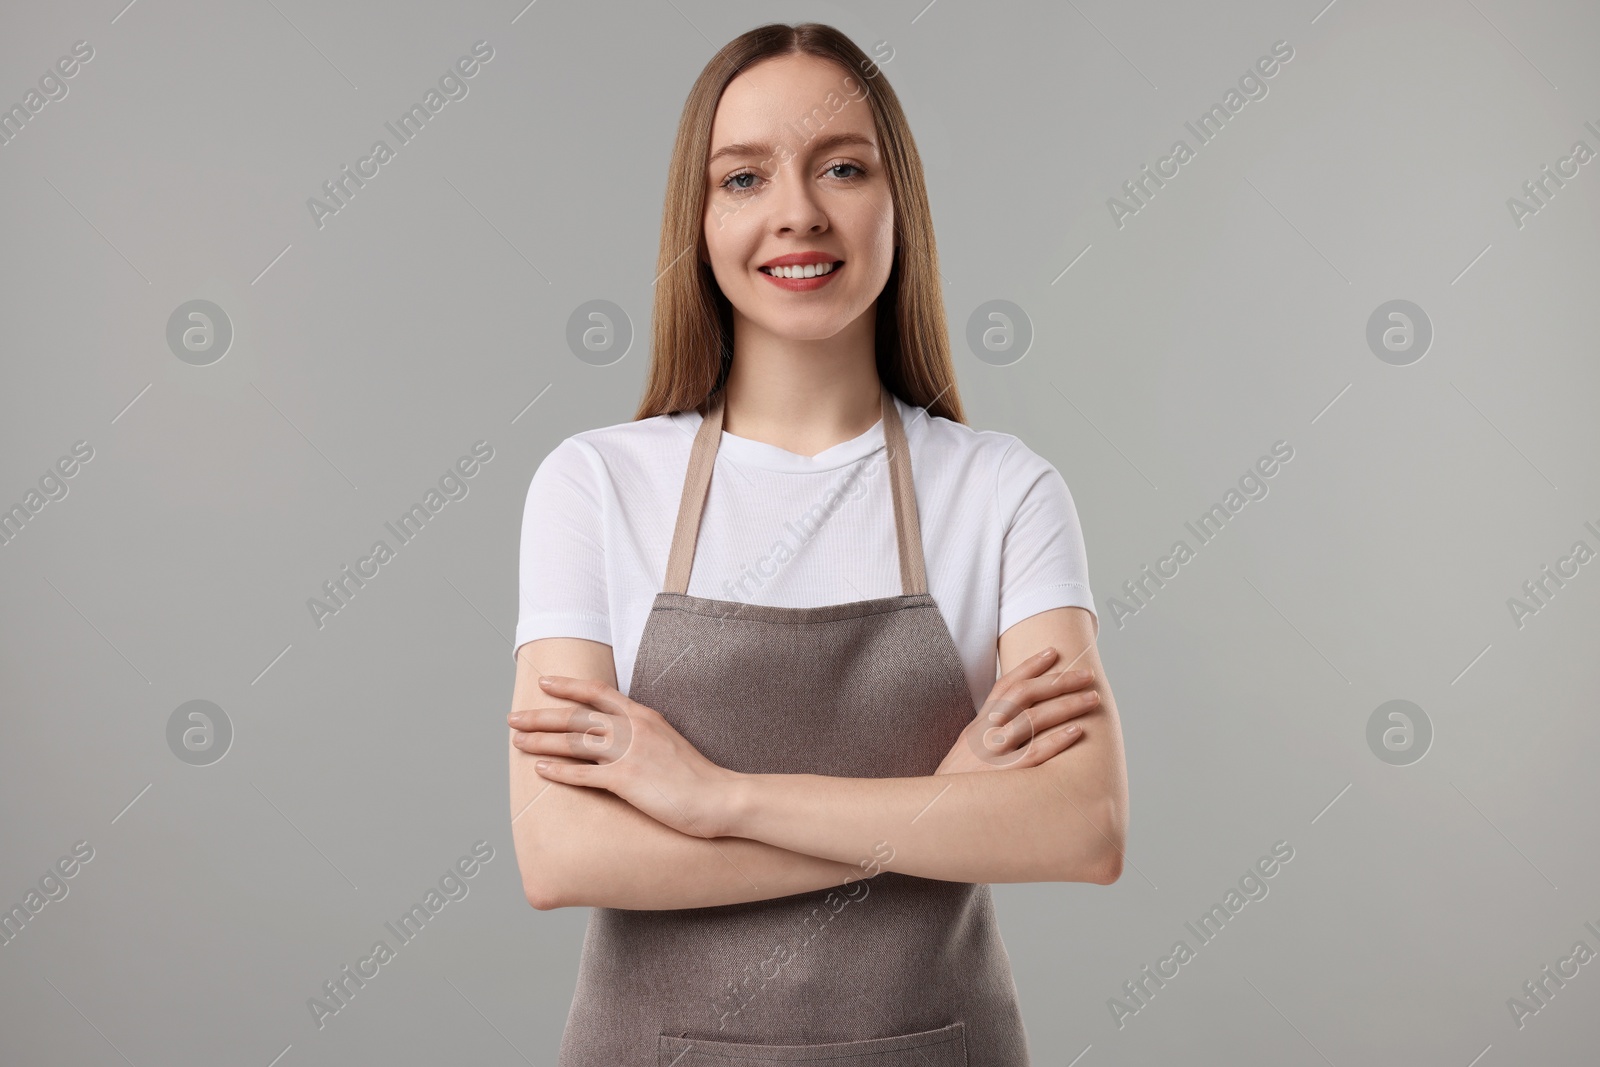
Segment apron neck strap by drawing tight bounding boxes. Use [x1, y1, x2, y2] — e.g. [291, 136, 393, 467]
[663, 383, 928, 597]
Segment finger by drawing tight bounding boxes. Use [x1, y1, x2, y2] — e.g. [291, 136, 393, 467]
[1016, 688, 1101, 735]
[996, 647, 1060, 688]
[983, 662, 1092, 724]
[1036, 720, 1085, 749]
[536, 676, 630, 714]
[1034, 667, 1096, 696]
[1013, 722, 1083, 767]
[518, 718, 631, 762]
[534, 758, 595, 785]
[509, 704, 608, 732]
[984, 686, 1097, 751]
[512, 727, 600, 760]
[986, 670, 1095, 729]
[1003, 671, 1092, 715]
[1038, 721, 1087, 759]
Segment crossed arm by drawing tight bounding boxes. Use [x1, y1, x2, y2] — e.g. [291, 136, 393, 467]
[508, 606, 1127, 910]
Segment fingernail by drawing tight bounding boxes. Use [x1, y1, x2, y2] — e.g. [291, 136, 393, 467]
[538, 676, 553, 687]
[1036, 647, 1056, 660]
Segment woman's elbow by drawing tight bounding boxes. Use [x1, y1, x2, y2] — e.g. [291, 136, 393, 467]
[1060, 794, 1126, 886]
[515, 825, 573, 910]
[1090, 846, 1124, 886]
[1089, 795, 1128, 885]
[1057, 844, 1121, 886]
[524, 868, 566, 910]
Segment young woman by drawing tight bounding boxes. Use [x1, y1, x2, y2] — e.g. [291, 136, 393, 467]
[507, 22, 1128, 1067]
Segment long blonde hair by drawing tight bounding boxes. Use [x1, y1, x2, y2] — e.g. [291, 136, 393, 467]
[633, 22, 966, 425]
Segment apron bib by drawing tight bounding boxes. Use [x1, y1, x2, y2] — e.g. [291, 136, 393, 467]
[557, 385, 1031, 1066]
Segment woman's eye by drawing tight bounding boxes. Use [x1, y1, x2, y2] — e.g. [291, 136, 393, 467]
[718, 162, 865, 194]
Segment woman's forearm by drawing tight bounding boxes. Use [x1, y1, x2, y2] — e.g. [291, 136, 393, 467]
[716, 761, 1120, 886]
[516, 754, 874, 910]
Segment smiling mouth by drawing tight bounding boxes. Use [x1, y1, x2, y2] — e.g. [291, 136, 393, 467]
[757, 260, 845, 279]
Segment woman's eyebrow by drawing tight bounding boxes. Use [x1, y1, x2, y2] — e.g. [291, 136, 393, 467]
[707, 131, 878, 167]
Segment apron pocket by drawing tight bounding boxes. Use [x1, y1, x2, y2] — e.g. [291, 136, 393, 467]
[657, 1021, 965, 1066]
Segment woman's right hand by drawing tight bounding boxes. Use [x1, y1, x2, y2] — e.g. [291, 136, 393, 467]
[935, 647, 1099, 774]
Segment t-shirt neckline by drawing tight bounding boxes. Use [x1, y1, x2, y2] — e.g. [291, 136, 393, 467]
[685, 396, 903, 473]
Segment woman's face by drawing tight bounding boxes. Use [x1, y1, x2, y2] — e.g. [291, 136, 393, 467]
[701, 53, 896, 343]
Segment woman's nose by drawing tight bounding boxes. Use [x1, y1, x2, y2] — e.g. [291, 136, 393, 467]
[767, 170, 829, 234]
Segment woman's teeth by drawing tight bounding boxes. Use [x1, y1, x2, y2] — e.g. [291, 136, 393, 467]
[759, 261, 841, 279]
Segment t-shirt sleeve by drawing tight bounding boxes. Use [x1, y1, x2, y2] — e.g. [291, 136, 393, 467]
[996, 437, 1097, 639]
[514, 437, 612, 657]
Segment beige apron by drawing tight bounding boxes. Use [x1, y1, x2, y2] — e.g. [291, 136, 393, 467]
[557, 384, 1032, 1066]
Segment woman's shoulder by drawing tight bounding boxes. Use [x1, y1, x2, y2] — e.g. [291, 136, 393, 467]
[900, 399, 1086, 536]
[899, 396, 1054, 479]
[536, 409, 696, 478]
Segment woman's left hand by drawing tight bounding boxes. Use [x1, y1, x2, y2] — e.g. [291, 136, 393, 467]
[508, 675, 741, 839]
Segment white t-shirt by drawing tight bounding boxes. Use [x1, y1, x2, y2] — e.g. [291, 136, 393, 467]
[514, 392, 1097, 713]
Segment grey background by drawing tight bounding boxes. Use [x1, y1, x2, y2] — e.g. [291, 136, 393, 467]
[2, 0, 1597, 1063]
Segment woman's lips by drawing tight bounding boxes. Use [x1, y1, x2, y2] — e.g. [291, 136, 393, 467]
[756, 260, 844, 291]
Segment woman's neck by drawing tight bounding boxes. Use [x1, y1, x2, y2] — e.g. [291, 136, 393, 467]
[719, 313, 883, 458]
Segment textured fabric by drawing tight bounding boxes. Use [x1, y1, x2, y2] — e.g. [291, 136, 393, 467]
[515, 391, 1096, 716]
[557, 386, 1032, 1067]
